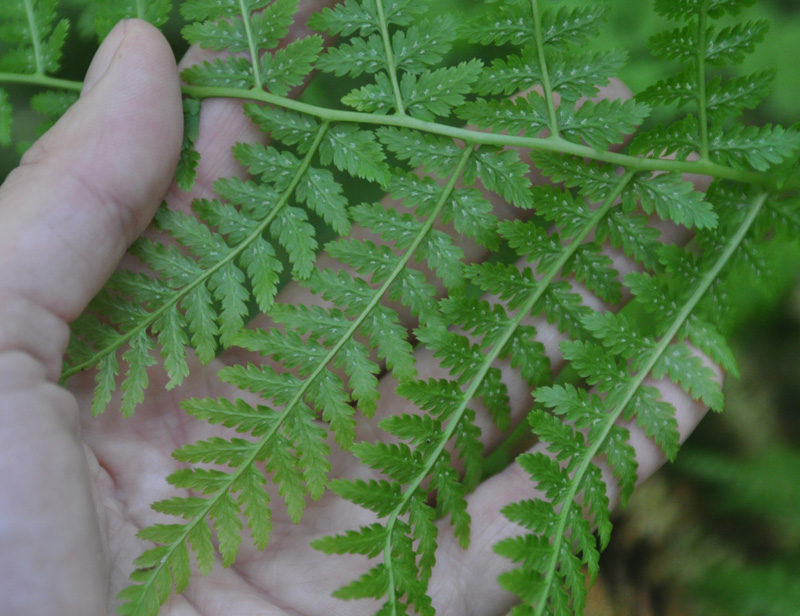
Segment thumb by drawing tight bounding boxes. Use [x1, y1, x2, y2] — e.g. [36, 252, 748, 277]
[0, 19, 183, 378]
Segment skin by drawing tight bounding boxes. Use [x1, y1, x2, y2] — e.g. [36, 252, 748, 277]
[0, 16, 717, 616]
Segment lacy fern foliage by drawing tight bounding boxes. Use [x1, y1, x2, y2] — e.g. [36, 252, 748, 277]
[1, 0, 799, 615]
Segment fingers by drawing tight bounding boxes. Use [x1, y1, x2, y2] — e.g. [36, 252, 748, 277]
[427, 358, 720, 616]
[0, 19, 182, 378]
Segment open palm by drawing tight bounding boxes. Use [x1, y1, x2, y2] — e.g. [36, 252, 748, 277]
[0, 14, 715, 616]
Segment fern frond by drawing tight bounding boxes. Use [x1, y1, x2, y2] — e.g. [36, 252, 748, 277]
[1, 1, 799, 615]
[121, 140, 481, 612]
[93, 0, 171, 38]
[0, 0, 68, 75]
[503, 191, 770, 615]
[65, 122, 335, 412]
[475, 49, 627, 102]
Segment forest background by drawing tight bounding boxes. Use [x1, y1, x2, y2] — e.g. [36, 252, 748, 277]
[1, 0, 800, 614]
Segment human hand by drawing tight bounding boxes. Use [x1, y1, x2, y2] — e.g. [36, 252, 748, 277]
[0, 19, 182, 615]
[0, 16, 717, 616]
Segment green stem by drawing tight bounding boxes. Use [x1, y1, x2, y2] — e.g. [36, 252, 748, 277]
[23, 0, 44, 75]
[178, 85, 770, 185]
[381, 143, 475, 613]
[0, 72, 82, 91]
[532, 191, 769, 615]
[62, 121, 331, 379]
[238, 0, 263, 90]
[374, 0, 406, 115]
[0, 73, 781, 187]
[696, 3, 709, 160]
[382, 170, 635, 614]
[530, 0, 560, 137]
[129, 140, 476, 616]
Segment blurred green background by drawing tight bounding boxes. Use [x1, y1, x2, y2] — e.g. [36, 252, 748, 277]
[2, 1, 800, 614]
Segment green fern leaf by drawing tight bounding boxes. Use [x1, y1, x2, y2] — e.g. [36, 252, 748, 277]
[209, 493, 243, 566]
[244, 103, 319, 151]
[476, 49, 626, 101]
[457, 94, 550, 136]
[628, 171, 717, 229]
[208, 262, 249, 344]
[352, 441, 425, 484]
[468, 146, 533, 209]
[297, 168, 350, 235]
[175, 98, 201, 192]
[271, 206, 317, 278]
[313, 523, 389, 558]
[182, 396, 279, 435]
[393, 16, 455, 73]
[320, 124, 391, 186]
[260, 35, 322, 96]
[628, 115, 700, 160]
[648, 24, 696, 63]
[654, 0, 756, 20]
[181, 56, 254, 89]
[558, 98, 650, 151]
[307, 0, 378, 37]
[316, 33, 385, 77]
[91, 353, 119, 417]
[378, 127, 462, 174]
[541, 3, 609, 48]
[652, 342, 725, 411]
[706, 19, 769, 66]
[94, 0, 170, 38]
[401, 59, 483, 121]
[152, 307, 190, 390]
[330, 478, 404, 517]
[182, 0, 294, 52]
[707, 72, 774, 115]
[636, 68, 698, 108]
[429, 456, 471, 547]
[533, 152, 619, 200]
[708, 124, 800, 172]
[173, 435, 255, 466]
[465, 3, 607, 50]
[466, 262, 537, 310]
[596, 208, 662, 270]
[461, 0, 529, 46]
[0, 0, 68, 75]
[545, 49, 628, 102]
[333, 564, 390, 601]
[120, 330, 158, 418]
[341, 73, 394, 113]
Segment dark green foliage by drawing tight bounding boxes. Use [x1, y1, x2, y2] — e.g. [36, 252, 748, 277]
[0, 89, 12, 146]
[0, 0, 799, 615]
